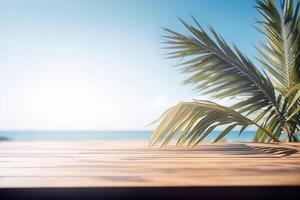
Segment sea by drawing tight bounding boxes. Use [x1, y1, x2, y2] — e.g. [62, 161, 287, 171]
[0, 130, 256, 142]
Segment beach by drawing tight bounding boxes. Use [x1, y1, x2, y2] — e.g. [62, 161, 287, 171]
[0, 140, 299, 187]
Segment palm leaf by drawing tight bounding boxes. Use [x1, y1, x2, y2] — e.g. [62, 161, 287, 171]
[256, 0, 300, 92]
[162, 18, 279, 116]
[150, 100, 279, 147]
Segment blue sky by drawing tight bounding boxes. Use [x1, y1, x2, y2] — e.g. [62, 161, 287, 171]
[0, 0, 261, 130]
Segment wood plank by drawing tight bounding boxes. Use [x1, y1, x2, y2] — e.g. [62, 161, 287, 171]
[0, 141, 299, 187]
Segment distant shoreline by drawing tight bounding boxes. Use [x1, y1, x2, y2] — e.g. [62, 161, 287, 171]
[0, 130, 256, 142]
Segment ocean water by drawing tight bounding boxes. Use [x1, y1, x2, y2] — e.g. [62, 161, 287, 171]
[0, 130, 256, 142]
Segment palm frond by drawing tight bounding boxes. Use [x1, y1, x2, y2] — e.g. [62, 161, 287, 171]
[254, 107, 282, 142]
[256, 0, 300, 140]
[286, 83, 300, 111]
[162, 19, 278, 116]
[285, 84, 300, 135]
[256, 0, 300, 92]
[150, 100, 279, 147]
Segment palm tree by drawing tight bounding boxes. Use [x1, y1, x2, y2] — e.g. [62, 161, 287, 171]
[151, 0, 300, 147]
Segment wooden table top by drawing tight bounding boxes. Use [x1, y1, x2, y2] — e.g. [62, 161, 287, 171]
[0, 141, 299, 187]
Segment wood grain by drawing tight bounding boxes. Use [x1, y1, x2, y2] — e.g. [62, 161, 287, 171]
[0, 141, 299, 187]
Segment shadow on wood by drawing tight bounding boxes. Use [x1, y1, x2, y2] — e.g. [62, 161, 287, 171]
[252, 146, 298, 157]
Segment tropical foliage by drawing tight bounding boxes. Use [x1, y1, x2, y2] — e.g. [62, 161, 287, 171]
[151, 0, 300, 147]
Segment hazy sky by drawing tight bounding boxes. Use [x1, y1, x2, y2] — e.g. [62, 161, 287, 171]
[0, 0, 261, 130]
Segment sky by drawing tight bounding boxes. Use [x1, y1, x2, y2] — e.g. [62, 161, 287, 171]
[0, 0, 261, 130]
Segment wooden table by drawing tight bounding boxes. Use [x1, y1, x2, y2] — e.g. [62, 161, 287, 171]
[0, 141, 299, 187]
